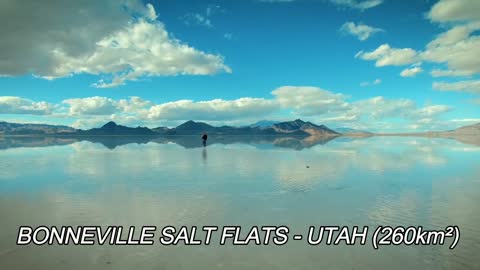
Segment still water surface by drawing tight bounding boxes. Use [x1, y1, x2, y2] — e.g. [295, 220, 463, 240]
[0, 136, 479, 269]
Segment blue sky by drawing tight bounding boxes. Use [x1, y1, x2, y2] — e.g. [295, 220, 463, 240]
[0, 0, 479, 131]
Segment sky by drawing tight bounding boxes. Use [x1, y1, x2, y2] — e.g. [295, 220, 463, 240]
[0, 0, 479, 132]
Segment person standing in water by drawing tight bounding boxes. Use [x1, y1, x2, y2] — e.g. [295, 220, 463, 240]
[202, 133, 208, 147]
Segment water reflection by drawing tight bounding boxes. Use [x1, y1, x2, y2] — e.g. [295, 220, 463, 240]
[0, 136, 479, 269]
[0, 134, 478, 151]
[202, 148, 207, 163]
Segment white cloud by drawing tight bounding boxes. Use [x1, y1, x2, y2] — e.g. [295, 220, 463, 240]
[117, 97, 153, 113]
[400, 66, 423, 77]
[360, 78, 382, 86]
[430, 69, 474, 77]
[450, 118, 480, 123]
[55, 20, 231, 88]
[433, 80, 480, 93]
[1, 85, 455, 132]
[351, 96, 416, 119]
[320, 114, 358, 122]
[0, 97, 53, 115]
[358, 2, 480, 79]
[412, 105, 451, 118]
[182, 4, 222, 28]
[0, 1, 230, 87]
[421, 24, 480, 77]
[428, 0, 480, 23]
[63, 97, 118, 116]
[145, 3, 158, 20]
[340, 22, 383, 41]
[61, 96, 153, 116]
[330, 0, 383, 10]
[356, 44, 419, 67]
[272, 86, 350, 116]
[145, 98, 278, 121]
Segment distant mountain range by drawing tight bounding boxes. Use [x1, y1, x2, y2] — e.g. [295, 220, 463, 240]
[1, 120, 479, 139]
[0, 119, 342, 137]
[0, 133, 338, 151]
[74, 121, 156, 136]
[249, 120, 280, 128]
[334, 127, 373, 136]
[442, 122, 480, 135]
[0, 121, 75, 135]
[272, 119, 340, 136]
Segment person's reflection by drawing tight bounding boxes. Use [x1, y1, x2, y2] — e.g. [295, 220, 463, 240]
[202, 148, 207, 163]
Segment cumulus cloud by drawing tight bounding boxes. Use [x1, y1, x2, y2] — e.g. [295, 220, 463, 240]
[0, 97, 53, 115]
[433, 80, 480, 94]
[358, 1, 480, 80]
[356, 44, 419, 67]
[63, 97, 118, 116]
[340, 22, 383, 41]
[430, 69, 473, 77]
[62, 96, 152, 116]
[412, 105, 452, 118]
[117, 97, 153, 113]
[421, 23, 480, 77]
[272, 86, 350, 116]
[400, 66, 423, 77]
[449, 118, 480, 123]
[0, 0, 230, 87]
[53, 20, 230, 88]
[145, 98, 278, 121]
[428, 0, 480, 23]
[351, 96, 416, 119]
[0, 84, 455, 131]
[330, 0, 383, 10]
[359, 30, 480, 76]
[360, 78, 382, 86]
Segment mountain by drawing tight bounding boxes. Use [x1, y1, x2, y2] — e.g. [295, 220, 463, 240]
[163, 120, 310, 136]
[438, 123, 480, 146]
[76, 121, 156, 136]
[272, 119, 339, 136]
[0, 121, 76, 135]
[173, 120, 215, 134]
[335, 127, 373, 136]
[0, 119, 339, 137]
[151, 126, 172, 134]
[249, 120, 279, 128]
[443, 123, 480, 135]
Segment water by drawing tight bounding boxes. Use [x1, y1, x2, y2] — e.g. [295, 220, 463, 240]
[0, 136, 479, 270]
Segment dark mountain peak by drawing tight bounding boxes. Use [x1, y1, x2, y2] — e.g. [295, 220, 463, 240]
[249, 120, 279, 128]
[176, 120, 214, 130]
[273, 119, 338, 136]
[293, 119, 305, 124]
[102, 121, 118, 128]
[78, 121, 155, 135]
[274, 119, 307, 131]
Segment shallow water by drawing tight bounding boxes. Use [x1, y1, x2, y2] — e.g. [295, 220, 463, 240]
[0, 136, 479, 270]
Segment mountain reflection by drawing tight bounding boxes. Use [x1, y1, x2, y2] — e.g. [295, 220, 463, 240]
[0, 135, 341, 150]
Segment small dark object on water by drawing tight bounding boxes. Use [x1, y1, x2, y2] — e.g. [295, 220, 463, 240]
[202, 133, 208, 147]
[306, 166, 310, 168]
